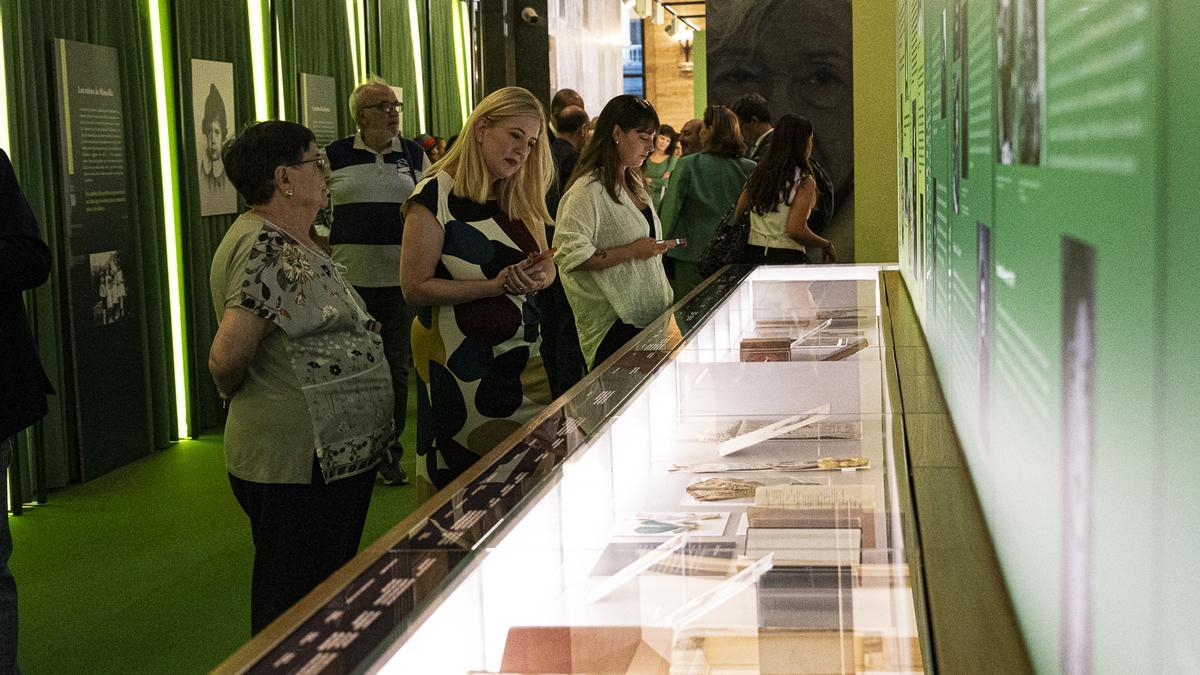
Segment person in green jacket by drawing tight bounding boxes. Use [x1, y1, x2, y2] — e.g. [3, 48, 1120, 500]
[659, 105, 756, 298]
[641, 124, 678, 212]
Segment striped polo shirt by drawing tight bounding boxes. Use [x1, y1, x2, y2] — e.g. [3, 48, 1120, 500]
[324, 131, 430, 287]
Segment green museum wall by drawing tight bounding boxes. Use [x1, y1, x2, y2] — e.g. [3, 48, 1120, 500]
[1157, 0, 1200, 669]
[896, 0, 1197, 671]
[0, 0, 478, 490]
[851, 0, 897, 263]
[1, 0, 178, 488]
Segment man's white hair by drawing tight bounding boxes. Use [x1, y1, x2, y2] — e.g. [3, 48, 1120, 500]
[349, 76, 392, 122]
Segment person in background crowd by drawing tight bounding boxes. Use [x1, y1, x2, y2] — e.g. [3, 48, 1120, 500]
[549, 88, 585, 139]
[677, 118, 703, 156]
[737, 115, 835, 264]
[0, 148, 54, 672]
[554, 95, 676, 370]
[432, 137, 447, 163]
[659, 105, 756, 297]
[210, 121, 394, 634]
[325, 78, 430, 487]
[642, 124, 678, 213]
[731, 93, 774, 162]
[415, 133, 437, 161]
[540, 104, 590, 398]
[400, 87, 555, 494]
[545, 106, 589, 218]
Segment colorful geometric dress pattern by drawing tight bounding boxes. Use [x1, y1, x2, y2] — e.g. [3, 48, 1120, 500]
[407, 173, 552, 491]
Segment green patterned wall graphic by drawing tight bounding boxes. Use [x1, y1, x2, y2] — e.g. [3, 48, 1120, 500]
[898, 0, 1197, 671]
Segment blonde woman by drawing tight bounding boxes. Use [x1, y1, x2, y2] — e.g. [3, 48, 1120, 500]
[401, 86, 555, 491]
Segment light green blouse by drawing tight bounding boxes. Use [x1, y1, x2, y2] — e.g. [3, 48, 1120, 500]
[209, 212, 394, 484]
[642, 154, 678, 212]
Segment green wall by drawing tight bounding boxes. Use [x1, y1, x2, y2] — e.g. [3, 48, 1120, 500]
[1158, 0, 1200, 669]
[0, 0, 477, 490]
[897, 0, 1198, 670]
[851, 0, 897, 263]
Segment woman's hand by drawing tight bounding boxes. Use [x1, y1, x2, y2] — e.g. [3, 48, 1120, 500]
[499, 259, 546, 295]
[628, 237, 672, 260]
[821, 242, 837, 263]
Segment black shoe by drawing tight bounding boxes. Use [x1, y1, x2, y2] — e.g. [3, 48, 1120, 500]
[379, 461, 409, 486]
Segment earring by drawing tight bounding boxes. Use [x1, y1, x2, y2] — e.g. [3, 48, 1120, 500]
[477, 135, 484, 143]
[284, 186, 294, 197]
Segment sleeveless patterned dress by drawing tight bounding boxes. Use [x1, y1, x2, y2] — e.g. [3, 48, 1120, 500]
[407, 172, 552, 492]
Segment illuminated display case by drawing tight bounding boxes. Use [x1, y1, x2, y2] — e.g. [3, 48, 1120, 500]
[219, 264, 926, 674]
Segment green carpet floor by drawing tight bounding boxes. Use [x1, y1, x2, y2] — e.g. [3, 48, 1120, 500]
[10, 417, 421, 673]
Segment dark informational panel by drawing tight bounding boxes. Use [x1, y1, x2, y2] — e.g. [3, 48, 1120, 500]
[300, 72, 339, 147]
[52, 38, 151, 480]
[708, 0, 855, 259]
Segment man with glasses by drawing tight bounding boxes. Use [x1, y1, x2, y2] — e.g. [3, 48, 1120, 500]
[324, 78, 429, 486]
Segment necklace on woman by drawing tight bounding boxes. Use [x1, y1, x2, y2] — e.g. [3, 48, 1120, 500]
[251, 210, 330, 260]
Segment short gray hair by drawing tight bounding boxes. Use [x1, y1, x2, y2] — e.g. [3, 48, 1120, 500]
[349, 76, 392, 122]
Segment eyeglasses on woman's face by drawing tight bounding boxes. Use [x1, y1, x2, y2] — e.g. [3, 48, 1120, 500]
[289, 156, 327, 170]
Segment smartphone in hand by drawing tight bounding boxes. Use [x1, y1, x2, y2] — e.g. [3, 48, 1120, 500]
[525, 247, 557, 266]
[655, 238, 686, 248]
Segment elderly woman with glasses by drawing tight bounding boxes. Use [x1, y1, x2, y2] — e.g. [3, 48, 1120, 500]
[208, 121, 395, 635]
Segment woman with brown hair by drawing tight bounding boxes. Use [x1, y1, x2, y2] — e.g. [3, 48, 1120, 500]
[738, 114, 836, 264]
[658, 105, 757, 297]
[554, 95, 676, 370]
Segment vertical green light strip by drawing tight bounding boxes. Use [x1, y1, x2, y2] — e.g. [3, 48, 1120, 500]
[355, 0, 368, 79]
[407, 0, 426, 132]
[451, 0, 468, 125]
[345, 0, 361, 82]
[247, 0, 270, 120]
[458, 0, 473, 111]
[147, 0, 190, 438]
[0, 1, 10, 154]
[275, 11, 287, 119]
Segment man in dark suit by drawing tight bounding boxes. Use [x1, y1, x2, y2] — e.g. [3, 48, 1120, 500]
[0, 148, 53, 671]
[731, 93, 774, 162]
[539, 105, 590, 399]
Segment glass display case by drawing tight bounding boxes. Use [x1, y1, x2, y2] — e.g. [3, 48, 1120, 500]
[218, 264, 925, 674]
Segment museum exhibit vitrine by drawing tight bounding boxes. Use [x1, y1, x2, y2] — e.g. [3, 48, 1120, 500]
[219, 264, 926, 674]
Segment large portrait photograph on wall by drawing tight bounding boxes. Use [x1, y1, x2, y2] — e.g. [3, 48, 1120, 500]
[707, 0, 854, 251]
[192, 59, 237, 216]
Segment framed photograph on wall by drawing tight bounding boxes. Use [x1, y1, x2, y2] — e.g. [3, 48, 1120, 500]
[192, 59, 237, 216]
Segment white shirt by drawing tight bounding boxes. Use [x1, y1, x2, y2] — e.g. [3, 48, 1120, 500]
[748, 168, 811, 252]
[554, 176, 674, 368]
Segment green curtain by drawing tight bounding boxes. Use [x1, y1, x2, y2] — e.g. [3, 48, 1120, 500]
[171, 0, 256, 434]
[371, 0, 429, 137]
[279, 0, 357, 136]
[1, 0, 175, 488]
[428, 0, 466, 137]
